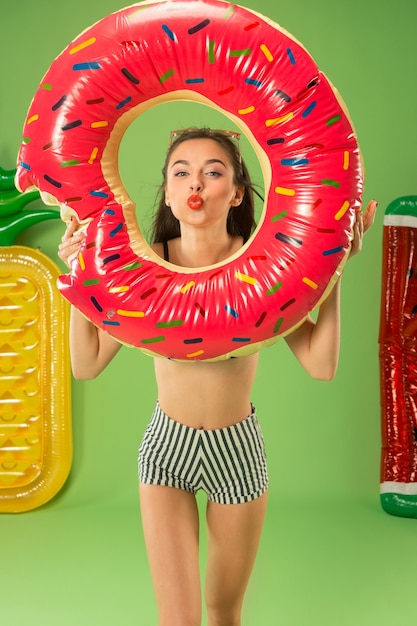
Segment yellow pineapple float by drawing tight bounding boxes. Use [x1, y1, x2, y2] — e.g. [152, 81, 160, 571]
[0, 165, 72, 513]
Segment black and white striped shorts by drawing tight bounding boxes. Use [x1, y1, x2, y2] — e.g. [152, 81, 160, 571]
[138, 403, 269, 505]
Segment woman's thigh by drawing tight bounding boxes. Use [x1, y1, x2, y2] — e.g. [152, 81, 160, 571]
[139, 484, 202, 626]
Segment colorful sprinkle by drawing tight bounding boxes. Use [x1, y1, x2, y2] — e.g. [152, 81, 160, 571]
[160, 69, 175, 83]
[186, 349, 205, 358]
[321, 179, 340, 188]
[313, 198, 323, 209]
[275, 186, 296, 197]
[88, 147, 99, 164]
[52, 95, 67, 111]
[123, 262, 142, 270]
[60, 160, 79, 167]
[255, 312, 267, 327]
[78, 252, 85, 270]
[271, 210, 288, 221]
[266, 282, 282, 296]
[82, 279, 100, 286]
[230, 49, 251, 57]
[104, 208, 116, 215]
[103, 320, 120, 326]
[265, 112, 293, 126]
[69, 37, 97, 54]
[281, 298, 295, 311]
[27, 114, 39, 124]
[44, 174, 61, 188]
[102, 253, 121, 265]
[110, 223, 124, 237]
[225, 305, 239, 318]
[121, 68, 140, 84]
[302, 101, 317, 118]
[334, 200, 350, 221]
[41, 84, 52, 90]
[22, 137, 30, 144]
[162, 24, 175, 41]
[87, 97, 105, 105]
[218, 86, 234, 96]
[185, 78, 205, 84]
[273, 318, 284, 333]
[117, 309, 145, 318]
[234, 271, 257, 285]
[323, 246, 344, 256]
[302, 277, 318, 289]
[180, 281, 195, 294]
[194, 303, 206, 317]
[326, 114, 341, 126]
[141, 288, 157, 299]
[91, 120, 109, 128]
[343, 151, 349, 170]
[275, 89, 291, 102]
[208, 40, 215, 64]
[90, 296, 103, 312]
[281, 158, 308, 167]
[244, 21, 260, 31]
[19, 161, 30, 170]
[90, 190, 108, 198]
[245, 78, 262, 87]
[275, 233, 302, 247]
[286, 48, 296, 64]
[108, 286, 129, 293]
[62, 120, 82, 131]
[188, 19, 210, 34]
[267, 137, 285, 146]
[184, 338, 203, 344]
[260, 44, 273, 62]
[232, 337, 251, 342]
[238, 106, 255, 115]
[142, 336, 165, 344]
[156, 320, 184, 328]
[72, 62, 101, 71]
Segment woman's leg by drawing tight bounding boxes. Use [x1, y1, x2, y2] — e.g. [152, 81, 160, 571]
[139, 484, 202, 626]
[204, 492, 268, 626]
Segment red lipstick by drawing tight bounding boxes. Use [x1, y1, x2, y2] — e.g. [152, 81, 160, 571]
[187, 195, 203, 210]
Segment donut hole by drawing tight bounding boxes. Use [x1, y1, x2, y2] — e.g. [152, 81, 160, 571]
[118, 100, 265, 263]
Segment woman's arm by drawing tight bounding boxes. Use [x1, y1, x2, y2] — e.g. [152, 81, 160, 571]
[58, 218, 122, 380]
[284, 200, 377, 380]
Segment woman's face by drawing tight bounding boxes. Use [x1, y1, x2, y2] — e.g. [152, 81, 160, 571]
[164, 138, 243, 229]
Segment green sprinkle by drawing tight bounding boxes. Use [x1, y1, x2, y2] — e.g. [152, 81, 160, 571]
[321, 179, 341, 188]
[41, 83, 52, 90]
[83, 279, 100, 286]
[266, 282, 282, 296]
[61, 160, 79, 167]
[123, 262, 142, 270]
[141, 336, 166, 344]
[208, 40, 215, 64]
[229, 49, 251, 57]
[326, 114, 341, 126]
[273, 317, 284, 333]
[22, 137, 30, 144]
[223, 5, 235, 18]
[271, 210, 288, 222]
[160, 69, 174, 83]
[156, 320, 184, 328]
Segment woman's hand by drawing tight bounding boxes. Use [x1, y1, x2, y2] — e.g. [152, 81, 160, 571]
[350, 199, 378, 258]
[58, 217, 84, 268]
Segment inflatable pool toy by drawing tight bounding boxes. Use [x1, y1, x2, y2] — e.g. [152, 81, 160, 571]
[0, 166, 72, 513]
[379, 196, 417, 518]
[15, 0, 363, 361]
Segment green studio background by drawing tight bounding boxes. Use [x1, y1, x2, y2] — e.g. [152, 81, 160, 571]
[1, 0, 416, 624]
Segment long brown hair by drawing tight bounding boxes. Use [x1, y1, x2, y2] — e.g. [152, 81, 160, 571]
[151, 128, 258, 244]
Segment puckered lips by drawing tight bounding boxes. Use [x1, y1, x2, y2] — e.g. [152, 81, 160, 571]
[187, 194, 203, 210]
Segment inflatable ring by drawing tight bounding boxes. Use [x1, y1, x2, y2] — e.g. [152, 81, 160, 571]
[15, 0, 363, 361]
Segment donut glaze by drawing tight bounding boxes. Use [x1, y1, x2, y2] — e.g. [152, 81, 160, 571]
[15, 0, 363, 361]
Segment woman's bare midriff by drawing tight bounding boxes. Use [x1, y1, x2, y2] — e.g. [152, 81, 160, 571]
[153, 352, 260, 429]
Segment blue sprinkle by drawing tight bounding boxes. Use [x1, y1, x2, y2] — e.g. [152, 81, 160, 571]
[104, 208, 116, 215]
[73, 62, 101, 71]
[281, 158, 309, 166]
[162, 24, 175, 41]
[110, 223, 123, 237]
[225, 305, 239, 318]
[286, 48, 296, 65]
[245, 78, 262, 87]
[302, 101, 317, 118]
[90, 190, 109, 198]
[185, 78, 204, 84]
[103, 320, 120, 326]
[267, 137, 285, 146]
[232, 337, 251, 343]
[323, 246, 344, 256]
[116, 96, 132, 110]
[19, 161, 30, 170]
[103, 254, 121, 265]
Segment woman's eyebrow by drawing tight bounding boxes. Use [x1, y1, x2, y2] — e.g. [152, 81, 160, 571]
[170, 158, 227, 169]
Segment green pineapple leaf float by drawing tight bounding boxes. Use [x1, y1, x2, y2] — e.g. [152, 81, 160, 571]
[0, 165, 72, 513]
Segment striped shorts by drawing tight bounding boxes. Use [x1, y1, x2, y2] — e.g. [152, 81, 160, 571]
[138, 403, 269, 505]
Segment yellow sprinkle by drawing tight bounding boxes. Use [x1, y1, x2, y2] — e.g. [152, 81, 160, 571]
[27, 114, 39, 124]
[343, 150, 349, 170]
[91, 121, 109, 128]
[187, 350, 205, 359]
[275, 186, 296, 197]
[109, 286, 130, 293]
[238, 106, 255, 115]
[69, 37, 97, 55]
[234, 271, 257, 285]
[302, 277, 318, 289]
[78, 252, 85, 270]
[180, 281, 195, 294]
[334, 200, 350, 221]
[116, 309, 145, 318]
[88, 147, 99, 164]
[265, 112, 293, 127]
[260, 44, 273, 62]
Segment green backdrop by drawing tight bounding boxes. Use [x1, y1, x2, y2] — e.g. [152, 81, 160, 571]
[2, 0, 417, 624]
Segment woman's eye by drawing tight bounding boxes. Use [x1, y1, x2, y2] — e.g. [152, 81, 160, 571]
[206, 170, 221, 177]
[173, 170, 188, 177]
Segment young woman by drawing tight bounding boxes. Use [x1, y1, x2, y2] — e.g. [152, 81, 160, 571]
[58, 128, 376, 626]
